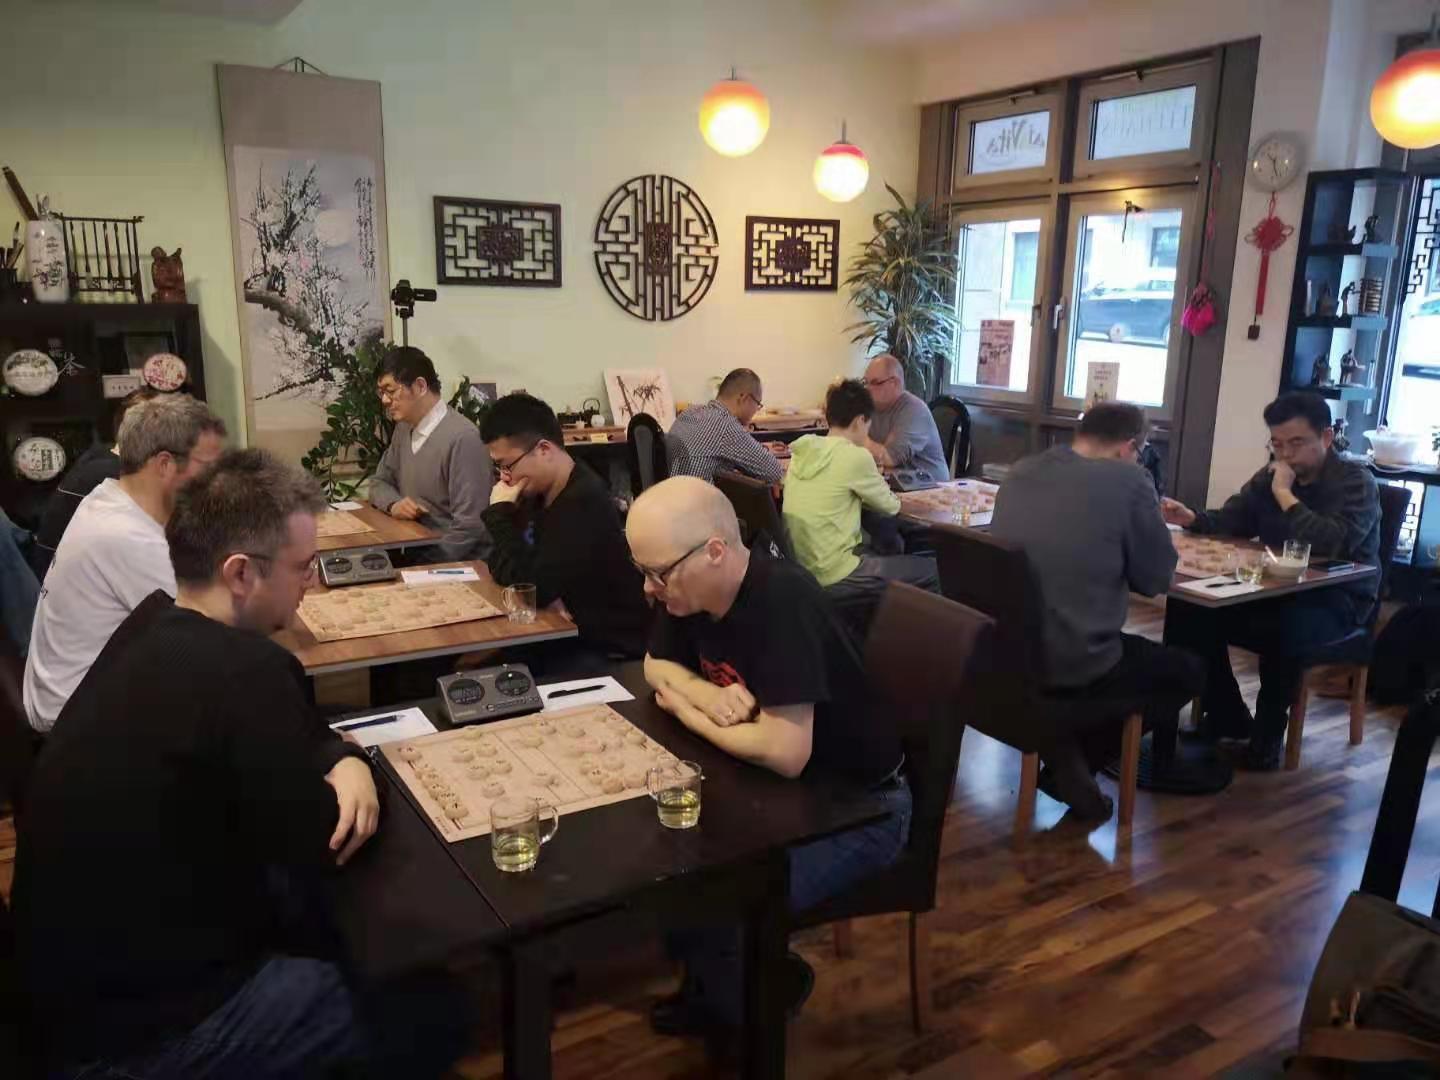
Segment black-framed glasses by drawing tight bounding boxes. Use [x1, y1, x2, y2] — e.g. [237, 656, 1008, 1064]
[631, 539, 710, 587]
[493, 440, 543, 478]
[743, 391, 764, 409]
[240, 551, 319, 578]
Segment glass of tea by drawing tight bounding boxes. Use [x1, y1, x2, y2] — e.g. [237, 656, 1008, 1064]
[1232, 549, 1266, 586]
[647, 760, 703, 829]
[490, 796, 559, 872]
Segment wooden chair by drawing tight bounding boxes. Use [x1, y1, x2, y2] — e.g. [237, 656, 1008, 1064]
[927, 395, 972, 479]
[625, 412, 669, 496]
[930, 524, 1145, 833]
[1282, 482, 1413, 770]
[790, 582, 994, 1032]
[713, 468, 797, 562]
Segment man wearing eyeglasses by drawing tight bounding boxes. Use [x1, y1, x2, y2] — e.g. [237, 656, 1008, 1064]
[24, 393, 226, 732]
[861, 353, 948, 485]
[667, 367, 784, 485]
[480, 393, 650, 659]
[371, 346, 492, 562]
[1161, 391, 1380, 770]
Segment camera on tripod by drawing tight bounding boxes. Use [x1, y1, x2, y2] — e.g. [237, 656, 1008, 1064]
[389, 279, 437, 345]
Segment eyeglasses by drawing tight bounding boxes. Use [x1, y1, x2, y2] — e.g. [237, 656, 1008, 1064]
[241, 552, 319, 579]
[631, 539, 710, 588]
[1265, 435, 1323, 454]
[863, 375, 899, 389]
[743, 391, 764, 409]
[492, 440, 543, 478]
[376, 382, 410, 402]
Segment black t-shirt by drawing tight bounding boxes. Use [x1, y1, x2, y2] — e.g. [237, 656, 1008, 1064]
[28, 443, 119, 579]
[13, 592, 366, 1063]
[482, 461, 652, 658]
[648, 551, 900, 784]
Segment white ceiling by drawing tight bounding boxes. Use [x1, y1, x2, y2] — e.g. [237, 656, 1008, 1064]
[824, 0, 1098, 44]
[34, 0, 306, 24]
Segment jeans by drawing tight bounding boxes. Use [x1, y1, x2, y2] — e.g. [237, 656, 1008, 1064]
[823, 555, 940, 607]
[669, 775, 913, 1027]
[1171, 590, 1360, 741]
[57, 956, 468, 1080]
[0, 507, 39, 654]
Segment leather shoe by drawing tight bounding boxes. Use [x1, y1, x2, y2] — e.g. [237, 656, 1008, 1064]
[1237, 735, 1282, 772]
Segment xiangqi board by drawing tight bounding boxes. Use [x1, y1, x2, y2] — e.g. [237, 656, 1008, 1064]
[296, 582, 502, 642]
[898, 480, 998, 516]
[381, 704, 682, 841]
[314, 509, 373, 538]
[1172, 533, 1245, 578]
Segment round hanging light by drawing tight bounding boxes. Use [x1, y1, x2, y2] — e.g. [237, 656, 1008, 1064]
[1370, 17, 1440, 150]
[699, 69, 770, 157]
[813, 122, 870, 203]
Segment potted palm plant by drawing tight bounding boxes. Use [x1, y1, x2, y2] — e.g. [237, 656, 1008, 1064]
[844, 184, 958, 398]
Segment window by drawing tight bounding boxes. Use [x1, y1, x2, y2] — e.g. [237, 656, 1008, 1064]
[950, 211, 1048, 397]
[1386, 176, 1440, 435]
[1010, 232, 1039, 302]
[1091, 86, 1197, 160]
[1073, 61, 1214, 176]
[971, 111, 1050, 175]
[1150, 226, 1180, 268]
[953, 94, 1061, 191]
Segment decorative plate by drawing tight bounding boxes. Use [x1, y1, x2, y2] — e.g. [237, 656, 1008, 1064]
[3, 349, 59, 397]
[142, 352, 187, 391]
[13, 436, 67, 482]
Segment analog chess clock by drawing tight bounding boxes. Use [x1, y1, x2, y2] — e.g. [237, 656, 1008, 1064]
[141, 351, 188, 391]
[13, 435, 67, 482]
[3, 348, 59, 397]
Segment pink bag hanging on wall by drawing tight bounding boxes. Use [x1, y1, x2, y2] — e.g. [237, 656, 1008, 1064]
[1182, 164, 1222, 337]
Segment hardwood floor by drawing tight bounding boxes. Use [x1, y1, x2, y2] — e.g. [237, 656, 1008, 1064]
[3, 597, 1433, 1078]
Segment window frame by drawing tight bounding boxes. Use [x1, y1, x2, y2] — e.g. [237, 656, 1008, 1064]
[952, 92, 1063, 192]
[1073, 61, 1217, 178]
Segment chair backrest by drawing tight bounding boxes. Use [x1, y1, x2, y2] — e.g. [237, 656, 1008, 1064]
[1368, 482, 1415, 627]
[930, 523, 1052, 751]
[713, 469, 797, 562]
[864, 582, 993, 901]
[625, 412, 670, 496]
[928, 394, 971, 478]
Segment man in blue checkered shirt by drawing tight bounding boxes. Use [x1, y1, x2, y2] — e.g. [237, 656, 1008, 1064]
[667, 368, 784, 486]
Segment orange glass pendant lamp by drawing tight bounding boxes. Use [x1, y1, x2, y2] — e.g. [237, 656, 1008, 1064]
[813, 122, 869, 203]
[699, 70, 770, 157]
[1370, 17, 1440, 150]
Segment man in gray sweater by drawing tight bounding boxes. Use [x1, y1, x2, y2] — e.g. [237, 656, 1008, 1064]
[990, 403, 1203, 819]
[370, 347, 492, 562]
[861, 354, 948, 484]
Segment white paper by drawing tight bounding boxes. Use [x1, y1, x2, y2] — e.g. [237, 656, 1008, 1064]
[1174, 574, 1262, 599]
[538, 676, 635, 713]
[330, 500, 363, 511]
[330, 706, 436, 747]
[401, 567, 480, 586]
[1085, 360, 1121, 406]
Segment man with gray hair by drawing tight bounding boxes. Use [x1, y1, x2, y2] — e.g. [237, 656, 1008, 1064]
[23, 392, 225, 731]
[862, 353, 948, 484]
[13, 450, 449, 1078]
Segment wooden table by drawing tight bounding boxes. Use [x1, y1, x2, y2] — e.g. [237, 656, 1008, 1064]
[372, 661, 891, 1079]
[317, 500, 441, 553]
[1166, 541, 1377, 608]
[896, 479, 997, 530]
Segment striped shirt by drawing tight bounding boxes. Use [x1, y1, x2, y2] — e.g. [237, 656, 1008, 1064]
[667, 400, 784, 485]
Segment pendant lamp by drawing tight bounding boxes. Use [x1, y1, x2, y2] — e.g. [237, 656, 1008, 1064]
[813, 122, 870, 203]
[699, 69, 770, 157]
[1370, 13, 1440, 150]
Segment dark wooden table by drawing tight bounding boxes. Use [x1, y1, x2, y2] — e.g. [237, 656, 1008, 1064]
[1166, 538, 1378, 609]
[363, 661, 890, 1078]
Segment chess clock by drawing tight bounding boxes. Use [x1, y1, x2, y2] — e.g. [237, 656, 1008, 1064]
[318, 547, 397, 587]
[438, 664, 543, 725]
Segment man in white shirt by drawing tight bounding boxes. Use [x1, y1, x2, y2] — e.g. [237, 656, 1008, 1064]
[24, 394, 226, 732]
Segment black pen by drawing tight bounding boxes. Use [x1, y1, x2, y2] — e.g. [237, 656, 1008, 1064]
[333, 714, 398, 732]
[546, 684, 607, 698]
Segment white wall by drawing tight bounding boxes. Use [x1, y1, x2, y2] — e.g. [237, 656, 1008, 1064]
[1, 0, 919, 443]
[909, 0, 1433, 503]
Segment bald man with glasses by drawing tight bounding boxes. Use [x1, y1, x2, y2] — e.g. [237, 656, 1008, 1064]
[861, 354, 948, 484]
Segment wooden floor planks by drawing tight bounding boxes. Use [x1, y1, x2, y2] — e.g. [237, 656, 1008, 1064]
[2, 598, 1434, 1078]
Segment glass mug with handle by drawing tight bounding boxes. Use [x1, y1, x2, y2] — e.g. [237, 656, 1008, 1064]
[647, 760, 703, 829]
[501, 583, 537, 624]
[490, 795, 559, 872]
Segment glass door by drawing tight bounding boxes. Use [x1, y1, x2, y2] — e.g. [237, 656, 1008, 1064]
[1053, 188, 1195, 416]
[947, 203, 1053, 405]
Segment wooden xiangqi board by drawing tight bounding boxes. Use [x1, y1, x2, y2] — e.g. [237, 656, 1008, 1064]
[382, 705, 682, 842]
[296, 582, 502, 643]
[898, 480, 998, 516]
[1172, 533, 1245, 578]
[315, 509, 374, 538]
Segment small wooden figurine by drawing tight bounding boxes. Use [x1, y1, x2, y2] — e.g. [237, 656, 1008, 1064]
[1362, 214, 1381, 243]
[1339, 282, 1357, 316]
[150, 247, 187, 304]
[1316, 283, 1337, 317]
[1310, 352, 1332, 387]
[1339, 350, 1358, 386]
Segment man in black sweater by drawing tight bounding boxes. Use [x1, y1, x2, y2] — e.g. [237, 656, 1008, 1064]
[13, 450, 394, 1077]
[1162, 391, 1380, 770]
[481, 393, 651, 659]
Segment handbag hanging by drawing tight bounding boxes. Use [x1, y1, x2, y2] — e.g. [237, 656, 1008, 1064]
[1181, 163, 1222, 338]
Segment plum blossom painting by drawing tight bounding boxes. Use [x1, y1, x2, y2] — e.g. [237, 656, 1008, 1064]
[218, 64, 391, 461]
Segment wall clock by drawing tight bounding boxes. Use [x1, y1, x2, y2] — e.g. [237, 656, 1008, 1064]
[1248, 133, 1305, 192]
